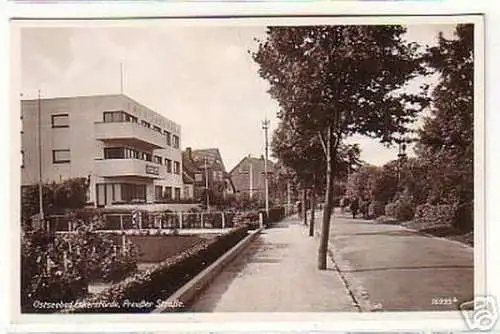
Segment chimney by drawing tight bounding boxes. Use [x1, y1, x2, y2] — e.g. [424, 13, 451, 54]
[186, 147, 192, 160]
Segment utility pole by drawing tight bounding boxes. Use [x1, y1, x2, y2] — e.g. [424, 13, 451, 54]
[249, 161, 253, 200]
[37, 90, 44, 223]
[286, 179, 291, 215]
[204, 157, 210, 211]
[120, 62, 124, 94]
[262, 118, 270, 216]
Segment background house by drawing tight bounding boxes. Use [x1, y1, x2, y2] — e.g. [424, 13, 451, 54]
[229, 154, 278, 205]
[182, 147, 235, 206]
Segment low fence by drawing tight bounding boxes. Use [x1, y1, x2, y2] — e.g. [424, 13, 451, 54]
[46, 205, 295, 233]
[50, 211, 239, 232]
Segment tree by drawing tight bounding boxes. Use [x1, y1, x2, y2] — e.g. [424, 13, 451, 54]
[21, 177, 90, 225]
[418, 24, 474, 207]
[253, 25, 428, 269]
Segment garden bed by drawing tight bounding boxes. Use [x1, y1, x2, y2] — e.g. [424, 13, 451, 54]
[61, 225, 250, 313]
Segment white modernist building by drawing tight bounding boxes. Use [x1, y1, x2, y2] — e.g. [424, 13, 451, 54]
[21, 94, 184, 207]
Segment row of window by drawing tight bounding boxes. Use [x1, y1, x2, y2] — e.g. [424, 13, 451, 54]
[103, 147, 181, 174]
[155, 185, 182, 201]
[103, 111, 180, 149]
[194, 171, 225, 182]
[49, 111, 180, 150]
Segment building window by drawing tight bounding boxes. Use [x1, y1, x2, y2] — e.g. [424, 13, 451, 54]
[174, 187, 181, 200]
[164, 131, 171, 146]
[141, 120, 151, 128]
[142, 152, 152, 162]
[195, 173, 203, 182]
[53, 149, 70, 163]
[121, 184, 146, 203]
[21, 150, 24, 168]
[153, 155, 163, 164]
[174, 161, 180, 175]
[165, 159, 172, 173]
[172, 135, 180, 149]
[125, 147, 139, 159]
[127, 114, 138, 123]
[104, 147, 125, 159]
[155, 186, 163, 201]
[51, 114, 69, 128]
[164, 186, 172, 200]
[153, 125, 162, 133]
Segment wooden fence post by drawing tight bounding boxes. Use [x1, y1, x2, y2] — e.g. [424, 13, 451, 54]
[120, 215, 124, 232]
[221, 212, 225, 229]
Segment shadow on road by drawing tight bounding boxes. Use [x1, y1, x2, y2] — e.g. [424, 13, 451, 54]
[333, 264, 473, 273]
[334, 230, 421, 237]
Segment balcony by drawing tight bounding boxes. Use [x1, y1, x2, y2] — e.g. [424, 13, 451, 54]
[95, 122, 167, 150]
[95, 159, 166, 179]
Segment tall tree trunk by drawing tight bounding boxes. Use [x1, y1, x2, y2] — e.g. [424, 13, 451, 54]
[302, 188, 308, 225]
[309, 189, 316, 237]
[318, 125, 337, 270]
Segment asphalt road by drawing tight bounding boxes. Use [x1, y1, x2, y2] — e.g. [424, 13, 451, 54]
[327, 213, 474, 311]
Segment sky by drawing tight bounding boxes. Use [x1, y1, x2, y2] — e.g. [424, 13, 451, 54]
[20, 22, 456, 171]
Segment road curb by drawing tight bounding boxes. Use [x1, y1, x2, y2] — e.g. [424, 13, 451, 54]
[152, 227, 264, 313]
[396, 225, 474, 251]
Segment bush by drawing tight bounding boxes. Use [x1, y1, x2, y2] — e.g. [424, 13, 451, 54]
[385, 202, 397, 218]
[414, 203, 455, 226]
[394, 198, 415, 221]
[368, 201, 385, 219]
[21, 216, 139, 313]
[453, 202, 473, 232]
[385, 199, 415, 221]
[414, 202, 472, 232]
[265, 207, 285, 225]
[61, 225, 249, 313]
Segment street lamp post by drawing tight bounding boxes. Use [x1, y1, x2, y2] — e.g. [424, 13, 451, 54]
[262, 118, 270, 216]
[204, 157, 210, 212]
[397, 140, 407, 188]
[37, 90, 45, 224]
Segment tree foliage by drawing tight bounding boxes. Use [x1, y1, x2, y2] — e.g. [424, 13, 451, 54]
[253, 25, 428, 269]
[21, 177, 90, 223]
[418, 24, 474, 207]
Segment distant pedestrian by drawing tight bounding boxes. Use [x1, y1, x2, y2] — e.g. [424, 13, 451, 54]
[296, 201, 302, 219]
[350, 197, 359, 219]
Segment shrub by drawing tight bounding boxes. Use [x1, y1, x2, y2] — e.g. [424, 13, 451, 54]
[385, 199, 415, 221]
[265, 207, 285, 225]
[368, 201, 385, 219]
[453, 202, 473, 232]
[61, 225, 249, 313]
[21, 217, 139, 313]
[414, 202, 472, 232]
[385, 202, 397, 218]
[394, 198, 415, 221]
[414, 203, 455, 226]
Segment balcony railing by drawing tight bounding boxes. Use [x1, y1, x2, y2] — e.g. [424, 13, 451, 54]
[95, 121, 167, 149]
[95, 159, 166, 179]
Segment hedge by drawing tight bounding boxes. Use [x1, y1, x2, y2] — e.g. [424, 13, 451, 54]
[264, 207, 286, 225]
[61, 225, 249, 313]
[414, 202, 473, 232]
[414, 203, 455, 226]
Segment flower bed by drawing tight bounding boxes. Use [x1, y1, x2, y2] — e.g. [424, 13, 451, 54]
[21, 222, 139, 313]
[61, 225, 249, 313]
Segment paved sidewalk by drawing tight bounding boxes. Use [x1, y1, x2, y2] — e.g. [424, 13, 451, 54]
[190, 215, 358, 312]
